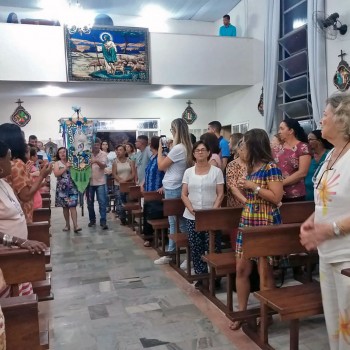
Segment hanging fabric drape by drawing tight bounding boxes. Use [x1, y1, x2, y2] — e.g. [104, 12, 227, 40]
[308, 0, 327, 128]
[263, 0, 280, 134]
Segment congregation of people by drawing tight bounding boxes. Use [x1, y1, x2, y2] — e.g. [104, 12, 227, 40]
[1, 91, 350, 349]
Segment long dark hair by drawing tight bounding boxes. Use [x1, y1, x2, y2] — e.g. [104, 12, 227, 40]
[56, 147, 68, 161]
[0, 141, 9, 158]
[283, 118, 308, 143]
[0, 123, 27, 162]
[243, 129, 274, 174]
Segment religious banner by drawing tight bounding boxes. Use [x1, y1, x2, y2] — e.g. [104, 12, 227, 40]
[59, 109, 96, 193]
[333, 50, 350, 92]
[182, 100, 197, 125]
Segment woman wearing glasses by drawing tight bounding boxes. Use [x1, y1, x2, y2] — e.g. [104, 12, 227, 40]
[181, 141, 224, 288]
[274, 118, 311, 201]
[231, 129, 284, 330]
[300, 92, 350, 350]
[154, 118, 193, 265]
[304, 130, 333, 201]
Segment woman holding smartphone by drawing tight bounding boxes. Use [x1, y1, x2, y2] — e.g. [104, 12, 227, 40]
[154, 118, 193, 265]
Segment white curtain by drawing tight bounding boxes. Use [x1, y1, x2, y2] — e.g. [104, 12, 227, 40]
[263, 0, 280, 134]
[308, 0, 327, 128]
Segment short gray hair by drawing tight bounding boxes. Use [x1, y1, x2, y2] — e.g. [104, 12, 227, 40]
[326, 92, 350, 139]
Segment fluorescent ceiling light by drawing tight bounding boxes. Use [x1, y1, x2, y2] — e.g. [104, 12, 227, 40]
[154, 87, 181, 98]
[140, 4, 171, 19]
[38, 85, 69, 97]
[139, 4, 170, 32]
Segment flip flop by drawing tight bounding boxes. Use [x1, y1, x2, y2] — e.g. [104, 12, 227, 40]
[74, 228, 82, 233]
[62, 227, 70, 232]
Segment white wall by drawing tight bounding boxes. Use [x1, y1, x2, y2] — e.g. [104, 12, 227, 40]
[325, 0, 350, 96]
[215, 0, 266, 130]
[0, 23, 259, 87]
[0, 96, 216, 142]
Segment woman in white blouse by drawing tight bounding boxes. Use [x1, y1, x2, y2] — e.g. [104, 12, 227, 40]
[181, 140, 224, 288]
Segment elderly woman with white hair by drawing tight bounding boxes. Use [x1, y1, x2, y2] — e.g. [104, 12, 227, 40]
[300, 92, 350, 350]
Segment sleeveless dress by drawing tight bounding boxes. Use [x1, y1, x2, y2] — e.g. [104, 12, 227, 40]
[55, 161, 79, 208]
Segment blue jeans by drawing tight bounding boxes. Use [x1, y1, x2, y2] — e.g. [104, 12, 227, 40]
[87, 184, 107, 225]
[165, 186, 187, 252]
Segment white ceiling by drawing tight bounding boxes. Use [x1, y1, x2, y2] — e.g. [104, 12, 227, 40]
[0, 0, 241, 22]
[0, 81, 248, 99]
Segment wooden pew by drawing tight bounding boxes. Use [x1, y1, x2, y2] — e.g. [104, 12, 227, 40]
[195, 207, 242, 312]
[162, 198, 200, 282]
[41, 198, 50, 209]
[33, 208, 51, 223]
[27, 222, 51, 247]
[143, 191, 169, 250]
[129, 186, 143, 233]
[1, 294, 47, 350]
[119, 182, 140, 226]
[240, 223, 322, 350]
[41, 192, 50, 200]
[341, 268, 350, 277]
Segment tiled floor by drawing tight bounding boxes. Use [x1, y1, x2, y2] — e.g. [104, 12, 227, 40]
[41, 207, 329, 350]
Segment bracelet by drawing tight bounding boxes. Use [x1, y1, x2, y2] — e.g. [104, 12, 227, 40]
[3, 234, 13, 247]
[20, 240, 28, 247]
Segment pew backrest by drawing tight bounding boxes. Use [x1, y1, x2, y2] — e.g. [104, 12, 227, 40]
[195, 207, 242, 231]
[119, 182, 136, 193]
[27, 221, 50, 247]
[143, 191, 163, 202]
[241, 223, 306, 258]
[280, 201, 315, 224]
[129, 186, 142, 201]
[33, 208, 51, 223]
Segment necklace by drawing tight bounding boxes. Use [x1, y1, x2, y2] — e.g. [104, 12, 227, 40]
[327, 140, 350, 170]
[0, 180, 24, 216]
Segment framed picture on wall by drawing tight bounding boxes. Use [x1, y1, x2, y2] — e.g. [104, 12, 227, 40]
[65, 26, 150, 83]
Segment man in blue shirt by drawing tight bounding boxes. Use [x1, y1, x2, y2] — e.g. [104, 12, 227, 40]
[219, 14, 237, 37]
[208, 121, 230, 170]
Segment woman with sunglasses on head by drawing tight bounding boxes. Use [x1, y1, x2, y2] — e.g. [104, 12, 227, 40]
[300, 92, 350, 350]
[230, 129, 284, 330]
[304, 130, 333, 201]
[274, 118, 311, 202]
[181, 141, 224, 288]
[154, 118, 193, 265]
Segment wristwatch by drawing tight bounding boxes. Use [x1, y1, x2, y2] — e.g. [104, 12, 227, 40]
[333, 221, 341, 236]
[254, 186, 261, 195]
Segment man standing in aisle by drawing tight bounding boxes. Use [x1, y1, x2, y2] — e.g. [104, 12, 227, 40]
[87, 137, 108, 230]
[207, 121, 230, 170]
[135, 135, 151, 184]
[219, 14, 237, 37]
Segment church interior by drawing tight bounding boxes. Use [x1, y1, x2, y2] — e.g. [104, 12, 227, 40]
[0, 0, 350, 349]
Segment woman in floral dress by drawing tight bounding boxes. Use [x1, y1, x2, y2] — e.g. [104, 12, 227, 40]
[54, 147, 81, 233]
[230, 129, 284, 330]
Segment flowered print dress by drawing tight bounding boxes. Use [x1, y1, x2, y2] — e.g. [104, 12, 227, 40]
[235, 162, 283, 265]
[55, 161, 79, 208]
[273, 142, 310, 199]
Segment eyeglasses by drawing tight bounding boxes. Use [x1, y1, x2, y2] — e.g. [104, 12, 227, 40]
[194, 148, 208, 153]
[312, 161, 334, 190]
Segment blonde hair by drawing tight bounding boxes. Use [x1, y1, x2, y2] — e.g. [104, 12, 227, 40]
[171, 118, 193, 167]
[326, 92, 350, 139]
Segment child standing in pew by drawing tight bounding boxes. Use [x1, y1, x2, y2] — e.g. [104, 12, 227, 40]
[231, 129, 284, 330]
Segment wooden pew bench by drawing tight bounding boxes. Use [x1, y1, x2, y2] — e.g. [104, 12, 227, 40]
[195, 207, 242, 312]
[1, 295, 48, 349]
[129, 185, 143, 233]
[240, 223, 322, 350]
[143, 191, 169, 253]
[341, 268, 350, 277]
[33, 208, 51, 223]
[119, 182, 140, 227]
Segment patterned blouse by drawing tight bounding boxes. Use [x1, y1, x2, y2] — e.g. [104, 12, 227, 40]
[7, 159, 34, 223]
[226, 158, 246, 208]
[273, 142, 311, 199]
[144, 154, 165, 191]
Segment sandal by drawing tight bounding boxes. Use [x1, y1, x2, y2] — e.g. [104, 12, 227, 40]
[143, 240, 151, 247]
[229, 321, 242, 331]
[74, 227, 82, 233]
[62, 227, 70, 232]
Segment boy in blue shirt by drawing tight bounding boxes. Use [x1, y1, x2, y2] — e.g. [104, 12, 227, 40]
[219, 14, 237, 37]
